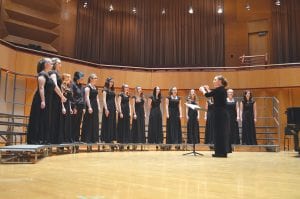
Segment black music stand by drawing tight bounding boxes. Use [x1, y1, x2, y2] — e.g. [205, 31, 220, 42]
[183, 103, 205, 156]
[183, 122, 203, 156]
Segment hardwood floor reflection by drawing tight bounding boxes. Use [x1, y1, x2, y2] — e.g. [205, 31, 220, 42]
[0, 151, 300, 199]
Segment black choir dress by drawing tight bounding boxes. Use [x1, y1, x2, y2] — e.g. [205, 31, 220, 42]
[48, 70, 62, 144]
[166, 96, 182, 144]
[71, 82, 85, 142]
[117, 93, 131, 143]
[187, 100, 200, 144]
[242, 100, 257, 145]
[131, 97, 146, 143]
[148, 96, 163, 144]
[27, 71, 55, 144]
[204, 100, 214, 144]
[81, 85, 99, 143]
[101, 88, 117, 143]
[60, 87, 73, 143]
[205, 86, 230, 155]
[226, 99, 240, 144]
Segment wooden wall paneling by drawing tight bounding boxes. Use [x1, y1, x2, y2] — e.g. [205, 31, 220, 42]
[224, 0, 272, 66]
[0, 42, 16, 70]
[52, 0, 78, 57]
[279, 68, 300, 87]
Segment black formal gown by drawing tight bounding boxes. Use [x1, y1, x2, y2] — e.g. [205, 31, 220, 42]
[60, 87, 73, 143]
[27, 71, 55, 144]
[148, 96, 163, 144]
[48, 70, 62, 144]
[205, 86, 230, 155]
[242, 100, 257, 145]
[204, 100, 214, 144]
[166, 96, 182, 144]
[101, 88, 117, 143]
[131, 96, 146, 143]
[187, 100, 200, 144]
[71, 82, 85, 142]
[81, 85, 99, 143]
[117, 93, 131, 143]
[226, 100, 240, 144]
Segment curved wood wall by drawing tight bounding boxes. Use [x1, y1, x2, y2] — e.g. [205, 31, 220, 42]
[1, 41, 300, 90]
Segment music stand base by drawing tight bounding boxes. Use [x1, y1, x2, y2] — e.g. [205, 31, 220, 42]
[182, 144, 203, 156]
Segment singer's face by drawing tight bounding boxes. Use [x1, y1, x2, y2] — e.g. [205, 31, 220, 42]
[65, 76, 71, 84]
[124, 86, 129, 93]
[190, 89, 195, 95]
[109, 80, 114, 88]
[45, 60, 52, 71]
[137, 87, 142, 94]
[172, 87, 177, 95]
[156, 87, 160, 94]
[246, 91, 251, 99]
[227, 90, 233, 98]
[91, 76, 98, 85]
[56, 62, 62, 71]
[78, 78, 84, 84]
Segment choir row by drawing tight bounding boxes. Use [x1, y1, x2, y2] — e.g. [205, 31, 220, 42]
[27, 58, 257, 147]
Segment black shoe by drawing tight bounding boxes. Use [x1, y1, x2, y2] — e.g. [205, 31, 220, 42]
[212, 154, 227, 158]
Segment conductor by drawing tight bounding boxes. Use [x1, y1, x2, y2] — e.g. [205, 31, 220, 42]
[199, 75, 231, 158]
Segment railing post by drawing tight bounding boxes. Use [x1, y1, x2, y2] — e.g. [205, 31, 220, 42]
[0, 67, 2, 89]
[272, 97, 281, 151]
[4, 71, 8, 102]
[7, 74, 17, 145]
[265, 53, 268, 65]
[277, 98, 281, 151]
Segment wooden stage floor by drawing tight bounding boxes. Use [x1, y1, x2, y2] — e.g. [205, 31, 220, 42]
[0, 151, 299, 199]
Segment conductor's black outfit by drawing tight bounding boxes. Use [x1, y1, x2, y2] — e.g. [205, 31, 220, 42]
[205, 86, 230, 157]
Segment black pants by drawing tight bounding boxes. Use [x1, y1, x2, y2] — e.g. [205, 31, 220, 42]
[213, 107, 230, 155]
[294, 132, 299, 152]
[72, 108, 83, 142]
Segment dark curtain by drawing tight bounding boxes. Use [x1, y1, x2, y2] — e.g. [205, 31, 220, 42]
[75, 0, 224, 67]
[272, 0, 300, 64]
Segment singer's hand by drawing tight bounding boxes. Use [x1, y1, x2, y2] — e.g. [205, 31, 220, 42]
[61, 96, 67, 103]
[105, 109, 109, 117]
[41, 101, 46, 109]
[199, 86, 206, 94]
[62, 108, 66, 115]
[199, 86, 204, 92]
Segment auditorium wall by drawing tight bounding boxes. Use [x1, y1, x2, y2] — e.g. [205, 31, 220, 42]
[224, 0, 272, 66]
[1, 0, 275, 67]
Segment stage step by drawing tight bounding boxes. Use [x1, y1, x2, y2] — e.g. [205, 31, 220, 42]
[0, 143, 280, 164]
